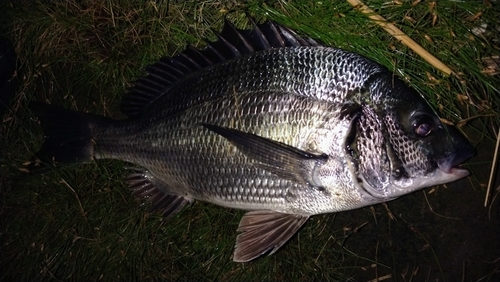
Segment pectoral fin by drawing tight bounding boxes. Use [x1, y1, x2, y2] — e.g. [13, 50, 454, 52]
[233, 210, 309, 262]
[201, 123, 328, 186]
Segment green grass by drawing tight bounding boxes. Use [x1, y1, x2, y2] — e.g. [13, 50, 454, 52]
[1, 0, 499, 281]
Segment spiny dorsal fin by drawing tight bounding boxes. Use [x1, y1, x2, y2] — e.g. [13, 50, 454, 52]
[126, 168, 193, 217]
[120, 19, 323, 118]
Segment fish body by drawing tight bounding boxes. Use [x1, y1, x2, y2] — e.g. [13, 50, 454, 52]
[30, 20, 475, 262]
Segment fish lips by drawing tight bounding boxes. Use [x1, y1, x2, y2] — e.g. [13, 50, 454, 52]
[388, 144, 475, 195]
[436, 146, 476, 175]
[434, 124, 476, 177]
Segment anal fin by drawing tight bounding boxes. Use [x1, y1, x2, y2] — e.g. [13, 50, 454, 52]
[126, 168, 193, 217]
[233, 210, 309, 262]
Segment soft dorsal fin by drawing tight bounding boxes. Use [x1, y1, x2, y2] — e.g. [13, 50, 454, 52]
[120, 18, 322, 118]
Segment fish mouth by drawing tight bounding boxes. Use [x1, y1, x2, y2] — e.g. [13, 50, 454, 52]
[388, 146, 475, 195]
[437, 146, 476, 174]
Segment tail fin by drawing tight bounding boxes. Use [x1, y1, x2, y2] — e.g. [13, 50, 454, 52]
[29, 102, 104, 165]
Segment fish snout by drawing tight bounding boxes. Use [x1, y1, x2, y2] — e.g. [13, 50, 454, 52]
[435, 125, 476, 173]
[437, 146, 476, 173]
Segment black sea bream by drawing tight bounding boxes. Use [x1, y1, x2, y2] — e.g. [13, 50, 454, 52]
[30, 19, 475, 262]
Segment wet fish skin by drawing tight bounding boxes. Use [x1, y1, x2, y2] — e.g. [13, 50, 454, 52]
[29, 20, 475, 262]
[94, 87, 348, 215]
[89, 47, 378, 215]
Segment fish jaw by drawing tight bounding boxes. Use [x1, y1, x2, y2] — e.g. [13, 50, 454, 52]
[349, 166, 470, 208]
[350, 141, 474, 201]
[387, 166, 470, 198]
[388, 134, 476, 196]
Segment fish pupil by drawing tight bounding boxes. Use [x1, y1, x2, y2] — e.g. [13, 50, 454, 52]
[412, 115, 435, 137]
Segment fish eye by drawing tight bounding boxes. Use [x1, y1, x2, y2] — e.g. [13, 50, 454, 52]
[411, 115, 435, 137]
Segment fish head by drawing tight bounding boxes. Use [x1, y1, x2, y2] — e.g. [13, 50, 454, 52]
[351, 75, 476, 200]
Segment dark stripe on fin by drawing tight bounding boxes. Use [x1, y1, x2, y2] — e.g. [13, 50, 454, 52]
[201, 123, 328, 187]
[220, 20, 255, 55]
[29, 102, 105, 165]
[126, 168, 193, 217]
[233, 210, 309, 262]
[120, 18, 323, 118]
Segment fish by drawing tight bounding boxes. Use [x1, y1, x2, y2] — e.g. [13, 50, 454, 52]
[29, 19, 476, 262]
